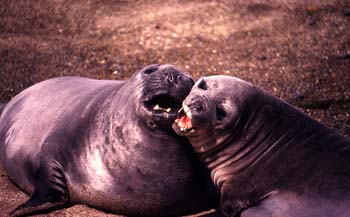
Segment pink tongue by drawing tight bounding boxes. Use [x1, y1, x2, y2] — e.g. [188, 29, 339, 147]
[176, 115, 192, 128]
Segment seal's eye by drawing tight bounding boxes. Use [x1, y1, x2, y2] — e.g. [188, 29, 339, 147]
[143, 65, 159, 74]
[197, 79, 208, 90]
[216, 106, 227, 121]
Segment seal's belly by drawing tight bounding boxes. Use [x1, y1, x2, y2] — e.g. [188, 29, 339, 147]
[65, 134, 206, 215]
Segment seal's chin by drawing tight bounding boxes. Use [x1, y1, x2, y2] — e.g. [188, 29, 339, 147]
[173, 105, 196, 136]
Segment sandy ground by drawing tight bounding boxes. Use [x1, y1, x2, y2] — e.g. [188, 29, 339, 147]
[0, 0, 349, 216]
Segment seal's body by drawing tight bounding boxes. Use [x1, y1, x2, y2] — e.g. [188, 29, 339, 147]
[0, 64, 216, 217]
[173, 75, 350, 217]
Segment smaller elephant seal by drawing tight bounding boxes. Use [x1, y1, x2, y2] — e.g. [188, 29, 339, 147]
[0, 64, 217, 217]
[173, 75, 350, 217]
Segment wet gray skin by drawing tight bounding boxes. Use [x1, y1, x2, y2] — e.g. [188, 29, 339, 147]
[173, 75, 350, 217]
[0, 64, 217, 217]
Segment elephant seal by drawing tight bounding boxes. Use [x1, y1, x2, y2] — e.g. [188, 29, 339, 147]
[0, 64, 217, 217]
[173, 75, 350, 217]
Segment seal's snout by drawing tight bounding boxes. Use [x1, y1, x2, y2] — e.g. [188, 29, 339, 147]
[162, 65, 194, 88]
[185, 100, 205, 115]
[185, 91, 211, 113]
[141, 64, 195, 128]
[173, 95, 209, 135]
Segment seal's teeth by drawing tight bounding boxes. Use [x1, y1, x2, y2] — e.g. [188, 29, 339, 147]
[183, 104, 192, 118]
[153, 104, 161, 110]
[183, 104, 189, 113]
[177, 107, 184, 113]
[180, 127, 184, 131]
[153, 104, 171, 113]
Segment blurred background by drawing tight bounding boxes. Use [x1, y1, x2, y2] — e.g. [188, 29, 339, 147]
[0, 0, 349, 216]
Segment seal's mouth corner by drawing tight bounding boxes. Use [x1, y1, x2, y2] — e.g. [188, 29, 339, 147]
[144, 94, 182, 115]
[174, 105, 195, 134]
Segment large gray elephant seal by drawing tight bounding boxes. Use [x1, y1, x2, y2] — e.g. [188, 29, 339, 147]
[173, 75, 350, 217]
[0, 64, 217, 217]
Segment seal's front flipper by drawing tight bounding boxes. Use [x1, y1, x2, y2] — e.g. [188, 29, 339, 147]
[10, 198, 67, 217]
[10, 161, 69, 217]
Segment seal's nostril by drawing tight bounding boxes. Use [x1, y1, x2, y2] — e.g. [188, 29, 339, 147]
[189, 101, 203, 113]
[168, 73, 174, 82]
[175, 75, 181, 84]
[143, 65, 159, 74]
[194, 106, 202, 112]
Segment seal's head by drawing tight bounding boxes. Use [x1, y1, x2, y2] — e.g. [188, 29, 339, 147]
[133, 64, 194, 131]
[173, 75, 255, 152]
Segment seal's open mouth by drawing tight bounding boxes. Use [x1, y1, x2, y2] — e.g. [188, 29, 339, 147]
[174, 104, 195, 133]
[145, 94, 182, 114]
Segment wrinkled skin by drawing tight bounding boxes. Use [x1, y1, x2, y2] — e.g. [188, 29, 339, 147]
[173, 75, 350, 217]
[0, 64, 217, 217]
